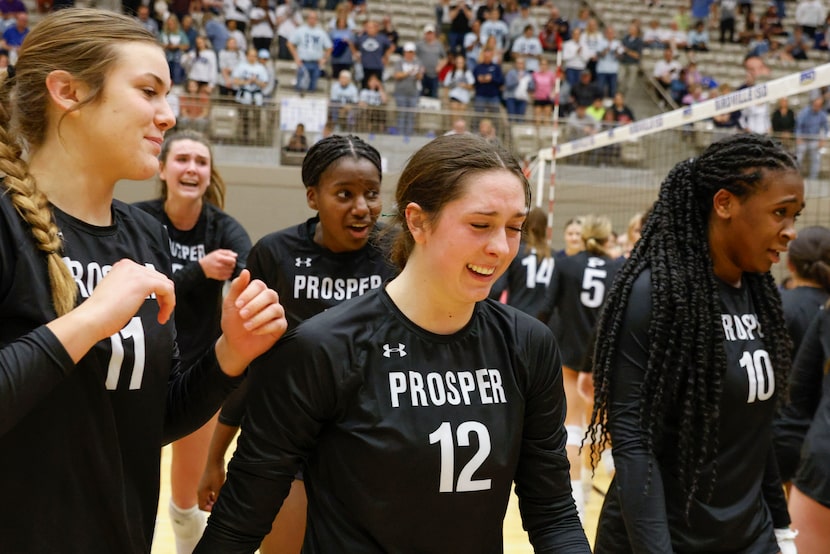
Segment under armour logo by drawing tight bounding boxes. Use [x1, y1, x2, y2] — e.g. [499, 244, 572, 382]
[295, 257, 312, 267]
[382, 343, 407, 358]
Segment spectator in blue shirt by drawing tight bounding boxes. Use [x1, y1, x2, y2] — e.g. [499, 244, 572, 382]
[796, 96, 829, 179]
[472, 47, 504, 126]
[1, 11, 27, 55]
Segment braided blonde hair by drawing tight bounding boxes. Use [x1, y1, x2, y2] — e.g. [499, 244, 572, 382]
[0, 8, 158, 315]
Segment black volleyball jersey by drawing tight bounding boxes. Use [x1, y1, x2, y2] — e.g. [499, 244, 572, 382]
[780, 286, 829, 355]
[134, 199, 251, 365]
[597, 271, 782, 553]
[218, 217, 398, 427]
[197, 290, 591, 553]
[0, 195, 240, 552]
[538, 251, 623, 370]
[245, 216, 397, 328]
[490, 241, 556, 316]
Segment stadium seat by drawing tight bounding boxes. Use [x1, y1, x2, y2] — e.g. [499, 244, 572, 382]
[511, 124, 540, 159]
[209, 105, 239, 141]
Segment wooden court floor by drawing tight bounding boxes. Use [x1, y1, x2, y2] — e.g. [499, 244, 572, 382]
[151, 445, 608, 553]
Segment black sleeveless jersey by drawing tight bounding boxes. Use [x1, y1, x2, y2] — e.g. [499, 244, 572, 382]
[0, 194, 240, 552]
[197, 289, 591, 553]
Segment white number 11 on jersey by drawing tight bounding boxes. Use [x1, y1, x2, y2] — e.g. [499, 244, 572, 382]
[105, 317, 146, 390]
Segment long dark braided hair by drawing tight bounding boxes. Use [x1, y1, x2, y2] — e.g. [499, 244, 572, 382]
[587, 134, 797, 515]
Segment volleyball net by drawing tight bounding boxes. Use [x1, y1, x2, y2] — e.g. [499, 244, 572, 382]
[530, 63, 830, 272]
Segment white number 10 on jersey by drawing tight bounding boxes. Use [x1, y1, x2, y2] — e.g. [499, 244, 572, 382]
[429, 421, 492, 493]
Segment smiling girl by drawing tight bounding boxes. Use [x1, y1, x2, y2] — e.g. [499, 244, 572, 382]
[134, 130, 252, 554]
[0, 8, 286, 552]
[198, 134, 397, 553]
[195, 133, 590, 553]
[588, 134, 803, 553]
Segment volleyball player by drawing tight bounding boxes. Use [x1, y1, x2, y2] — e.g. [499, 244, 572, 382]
[0, 9, 285, 551]
[773, 225, 830, 484]
[489, 206, 555, 315]
[194, 134, 591, 553]
[197, 134, 397, 553]
[134, 130, 252, 554]
[587, 134, 801, 553]
[786, 305, 830, 552]
[537, 214, 623, 522]
[557, 216, 584, 258]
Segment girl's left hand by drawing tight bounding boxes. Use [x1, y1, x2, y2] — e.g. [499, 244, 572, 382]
[214, 269, 287, 377]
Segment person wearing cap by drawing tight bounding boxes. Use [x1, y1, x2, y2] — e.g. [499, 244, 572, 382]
[415, 23, 447, 98]
[355, 18, 395, 89]
[393, 42, 424, 135]
[288, 10, 332, 92]
[258, 48, 277, 98]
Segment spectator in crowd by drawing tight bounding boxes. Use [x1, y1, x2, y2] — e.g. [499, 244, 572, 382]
[596, 25, 622, 99]
[224, 0, 251, 35]
[329, 69, 359, 131]
[771, 97, 796, 147]
[381, 14, 401, 55]
[416, 24, 447, 98]
[393, 41, 424, 136]
[643, 18, 669, 48]
[356, 19, 394, 89]
[482, 34, 505, 64]
[184, 36, 218, 93]
[795, 96, 829, 179]
[618, 22, 642, 95]
[476, 0, 504, 22]
[480, 6, 510, 52]
[249, 0, 276, 53]
[357, 73, 388, 133]
[326, 2, 356, 31]
[760, 4, 785, 36]
[606, 91, 635, 124]
[218, 36, 244, 97]
[674, 3, 692, 31]
[681, 81, 709, 105]
[472, 46, 505, 126]
[586, 96, 606, 122]
[718, 0, 738, 43]
[232, 46, 269, 106]
[258, 48, 276, 98]
[532, 56, 557, 125]
[0, 0, 25, 18]
[444, 117, 470, 135]
[330, 8, 357, 81]
[180, 15, 199, 51]
[665, 20, 688, 50]
[509, 5, 538, 47]
[687, 19, 710, 50]
[177, 79, 211, 133]
[275, 1, 303, 60]
[446, 1, 473, 55]
[161, 14, 191, 86]
[652, 47, 682, 90]
[796, 0, 826, 38]
[1, 10, 26, 57]
[203, 11, 229, 51]
[288, 10, 332, 93]
[691, 0, 714, 25]
[511, 23, 543, 72]
[571, 68, 603, 108]
[285, 123, 308, 152]
[477, 117, 501, 146]
[539, 17, 563, 52]
[444, 53, 475, 116]
[572, 5, 590, 31]
[135, 4, 159, 38]
[465, 18, 484, 69]
[786, 26, 811, 59]
[566, 102, 600, 139]
[227, 18, 247, 51]
[504, 56, 533, 122]
[580, 18, 602, 79]
[562, 27, 589, 88]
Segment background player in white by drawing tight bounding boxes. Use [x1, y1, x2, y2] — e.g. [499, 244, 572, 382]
[0, 8, 286, 552]
[198, 134, 396, 553]
[537, 214, 623, 522]
[195, 134, 591, 553]
[587, 134, 801, 553]
[134, 130, 252, 554]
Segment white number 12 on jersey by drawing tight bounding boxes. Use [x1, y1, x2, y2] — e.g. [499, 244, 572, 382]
[429, 421, 492, 493]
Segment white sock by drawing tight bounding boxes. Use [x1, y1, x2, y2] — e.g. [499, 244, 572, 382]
[602, 448, 616, 474]
[571, 479, 585, 524]
[169, 500, 207, 554]
[580, 464, 593, 500]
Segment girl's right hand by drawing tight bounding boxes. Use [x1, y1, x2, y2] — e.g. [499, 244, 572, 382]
[47, 259, 175, 362]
